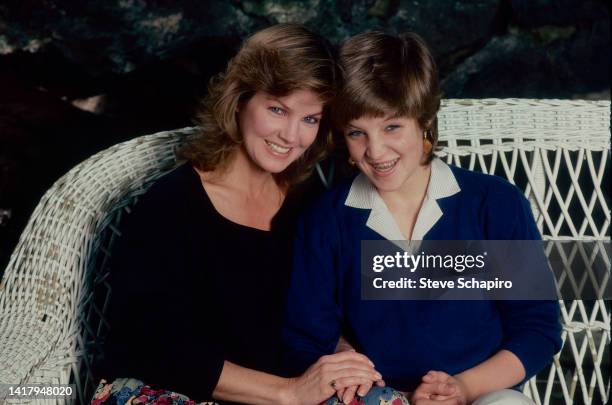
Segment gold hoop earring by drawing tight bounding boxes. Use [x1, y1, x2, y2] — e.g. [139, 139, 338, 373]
[423, 130, 433, 154]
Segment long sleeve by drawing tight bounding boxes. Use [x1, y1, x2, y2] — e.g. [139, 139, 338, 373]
[282, 200, 343, 376]
[100, 167, 225, 401]
[488, 187, 562, 379]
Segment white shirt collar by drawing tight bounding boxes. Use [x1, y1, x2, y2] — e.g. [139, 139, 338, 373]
[344, 157, 461, 241]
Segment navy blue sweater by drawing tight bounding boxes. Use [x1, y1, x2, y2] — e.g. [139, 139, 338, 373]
[283, 163, 562, 391]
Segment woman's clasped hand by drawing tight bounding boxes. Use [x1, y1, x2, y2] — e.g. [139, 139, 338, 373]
[410, 371, 468, 405]
[282, 351, 384, 405]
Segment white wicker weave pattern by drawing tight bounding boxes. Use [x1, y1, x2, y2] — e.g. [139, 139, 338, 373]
[0, 99, 609, 405]
[434, 99, 611, 405]
[0, 127, 197, 404]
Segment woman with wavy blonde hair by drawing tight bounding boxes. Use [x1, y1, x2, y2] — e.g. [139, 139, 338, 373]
[98, 24, 383, 405]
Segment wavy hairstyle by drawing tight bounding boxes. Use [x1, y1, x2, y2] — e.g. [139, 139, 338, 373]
[331, 31, 441, 163]
[179, 24, 338, 186]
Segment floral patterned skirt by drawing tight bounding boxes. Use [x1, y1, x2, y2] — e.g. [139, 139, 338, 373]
[91, 379, 408, 405]
[322, 386, 410, 405]
[91, 378, 210, 405]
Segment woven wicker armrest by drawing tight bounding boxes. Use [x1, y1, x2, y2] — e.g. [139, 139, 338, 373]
[0, 127, 197, 404]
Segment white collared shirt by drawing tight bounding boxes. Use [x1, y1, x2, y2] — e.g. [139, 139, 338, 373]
[344, 157, 461, 241]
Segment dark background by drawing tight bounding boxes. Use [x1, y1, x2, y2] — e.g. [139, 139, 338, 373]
[1, 0, 610, 273]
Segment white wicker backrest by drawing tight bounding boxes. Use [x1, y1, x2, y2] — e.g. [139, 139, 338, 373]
[436, 99, 611, 405]
[437, 99, 610, 241]
[0, 100, 609, 405]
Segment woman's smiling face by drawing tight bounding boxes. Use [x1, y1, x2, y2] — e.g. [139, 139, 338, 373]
[344, 113, 427, 193]
[238, 90, 323, 174]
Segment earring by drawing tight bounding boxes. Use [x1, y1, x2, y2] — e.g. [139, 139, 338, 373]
[348, 157, 356, 166]
[423, 130, 433, 155]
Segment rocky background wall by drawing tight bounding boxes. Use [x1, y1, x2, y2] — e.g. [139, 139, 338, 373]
[0, 0, 610, 272]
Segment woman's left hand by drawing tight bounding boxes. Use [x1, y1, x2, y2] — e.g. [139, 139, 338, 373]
[333, 337, 385, 404]
[410, 371, 468, 405]
[281, 351, 383, 405]
[335, 373, 386, 404]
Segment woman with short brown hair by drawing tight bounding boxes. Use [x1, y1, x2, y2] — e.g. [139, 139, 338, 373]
[284, 31, 561, 405]
[331, 31, 441, 165]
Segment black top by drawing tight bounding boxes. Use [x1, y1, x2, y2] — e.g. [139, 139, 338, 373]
[100, 163, 316, 402]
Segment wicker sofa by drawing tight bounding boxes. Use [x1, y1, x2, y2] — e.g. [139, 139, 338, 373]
[0, 99, 609, 404]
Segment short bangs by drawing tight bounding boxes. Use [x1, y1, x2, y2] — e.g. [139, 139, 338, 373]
[332, 31, 440, 131]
